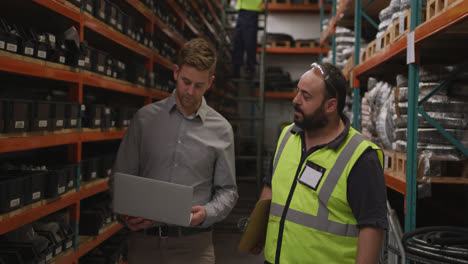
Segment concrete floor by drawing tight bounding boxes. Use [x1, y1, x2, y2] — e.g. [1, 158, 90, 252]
[213, 232, 265, 264]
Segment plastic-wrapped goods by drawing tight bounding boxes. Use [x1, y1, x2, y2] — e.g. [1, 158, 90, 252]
[395, 140, 464, 160]
[396, 86, 448, 102]
[397, 99, 468, 115]
[376, 95, 395, 149]
[400, 0, 410, 11]
[379, 6, 392, 22]
[396, 74, 408, 87]
[419, 64, 456, 82]
[394, 128, 468, 148]
[394, 112, 467, 129]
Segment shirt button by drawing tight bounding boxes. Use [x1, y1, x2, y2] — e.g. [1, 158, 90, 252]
[174, 163, 178, 167]
[177, 140, 182, 144]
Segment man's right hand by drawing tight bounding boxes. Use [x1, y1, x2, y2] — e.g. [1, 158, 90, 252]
[119, 215, 154, 231]
[249, 242, 265, 255]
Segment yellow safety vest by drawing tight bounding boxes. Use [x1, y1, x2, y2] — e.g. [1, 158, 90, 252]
[237, 0, 263, 12]
[264, 124, 383, 264]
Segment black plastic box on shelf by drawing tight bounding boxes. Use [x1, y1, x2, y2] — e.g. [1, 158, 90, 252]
[81, 157, 100, 181]
[44, 167, 68, 198]
[0, 242, 45, 264]
[101, 106, 112, 128]
[91, 48, 107, 75]
[50, 102, 66, 131]
[0, 175, 24, 213]
[124, 13, 135, 40]
[79, 209, 106, 236]
[100, 154, 115, 178]
[4, 99, 30, 133]
[0, 100, 4, 133]
[65, 103, 80, 129]
[83, 44, 93, 70]
[48, 39, 68, 65]
[115, 7, 124, 32]
[114, 106, 129, 128]
[84, 104, 103, 128]
[30, 101, 51, 131]
[35, 230, 63, 257]
[0, 19, 22, 54]
[17, 171, 46, 205]
[105, 56, 114, 77]
[68, 0, 83, 8]
[94, 0, 107, 22]
[65, 163, 78, 191]
[83, 0, 94, 15]
[106, 1, 118, 28]
[128, 63, 147, 86]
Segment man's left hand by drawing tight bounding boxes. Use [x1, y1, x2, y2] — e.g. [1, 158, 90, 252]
[190, 205, 207, 226]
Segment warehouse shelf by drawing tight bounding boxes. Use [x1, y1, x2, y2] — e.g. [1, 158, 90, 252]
[320, 0, 351, 46]
[259, 47, 330, 54]
[0, 132, 81, 154]
[151, 89, 172, 99]
[81, 130, 126, 142]
[354, 0, 468, 78]
[154, 53, 175, 70]
[0, 54, 79, 83]
[83, 16, 153, 58]
[125, 0, 185, 47]
[52, 248, 76, 264]
[32, 0, 82, 23]
[167, 0, 202, 36]
[266, 4, 332, 12]
[205, 0, 222, 27]
[190, 1, 220, 42]
[76, 222, 123, 258]
[385, 171, 406, 195]
[0, 190, 79, 235]
[255, 91, 296, 99]
[83, 74, 150, 96]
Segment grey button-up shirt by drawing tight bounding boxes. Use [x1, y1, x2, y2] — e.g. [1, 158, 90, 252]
[112, 92, 238, 227]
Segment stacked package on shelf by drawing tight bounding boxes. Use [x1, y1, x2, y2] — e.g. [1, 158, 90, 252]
[323, 27, 366, 69]
[376, 0, 401, 41]
[343, 94, 353, 126]
[393, 65, 468, 168]
[361, 77, 395, 150]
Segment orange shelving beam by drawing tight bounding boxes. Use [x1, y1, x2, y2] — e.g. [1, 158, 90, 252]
[0, 192, 79, 235]
[166, 0, 201, 36]
[32, 0, 82, 23]
[266, 4, 332, 12]
[151, 90, 171, 100]
[354, 0, 468, 77]
[319, 0, 351, 46]
[83, 75, 151, 96]
[83, 17, 152, 59]
[154, 53, 175, 70]
[0, 133, 81, 154]
[385, 172, 406, 195]
[204, 0, 222, 27]
[81, 130, 126, 142]
[76, 223, 123, 258]
[190, 1, 220, 42]
[258, 47, 330, 54]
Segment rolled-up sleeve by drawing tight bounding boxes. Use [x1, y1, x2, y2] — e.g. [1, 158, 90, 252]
[201, 126, 238, 227]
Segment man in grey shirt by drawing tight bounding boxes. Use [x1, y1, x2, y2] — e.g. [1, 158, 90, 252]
[111, 38, 238, 264]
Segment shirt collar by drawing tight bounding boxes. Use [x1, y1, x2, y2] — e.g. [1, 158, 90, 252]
[291, 115, 351, 150]
[164, 90, 208, 123]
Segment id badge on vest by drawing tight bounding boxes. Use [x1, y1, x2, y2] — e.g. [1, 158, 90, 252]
[298, 161, 326, 191]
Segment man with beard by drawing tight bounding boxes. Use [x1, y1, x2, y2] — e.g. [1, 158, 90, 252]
[111, 38, 238, 264]
[250, 63, 387, 264]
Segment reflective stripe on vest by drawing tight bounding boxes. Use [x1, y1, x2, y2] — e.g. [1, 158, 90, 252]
[272, 126, 294, 177]
[270, 132, 365, 238]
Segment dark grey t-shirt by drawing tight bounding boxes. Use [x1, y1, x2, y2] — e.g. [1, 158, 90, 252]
[264, 118, 387, 229]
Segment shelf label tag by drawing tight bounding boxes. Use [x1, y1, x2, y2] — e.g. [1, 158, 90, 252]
[0, 40, 5, 49]
[7, 43, 17, 52]
[91, 171, 97, 179]
[71, 119, 77, 126]
[66, 241, 73, 249]
[10, 198, 20, 208]
[399, 15, 405, 34]
[86, 4, 93, 12]
[39, 120, 48, 128]
[58, 186, 65, 194]
[25, 47, 34, 56]
[407, 31, 415, 64]
[376, 36, 382, 51]
[68, 180, 74, 188]
[78, 59, 85, 67]
[55, 246, 62, 255]
[38, 50, 47, 59]
[15, 121, 25, 128]
[95, 119, 101, 126]
[59, 56, 65, 64]
[56, 119, 64, 127]
[384, 152, 389, 169]
[33, 191, 41, 200]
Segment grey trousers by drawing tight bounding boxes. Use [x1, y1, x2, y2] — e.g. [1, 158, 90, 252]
[128, 230, 215, 264]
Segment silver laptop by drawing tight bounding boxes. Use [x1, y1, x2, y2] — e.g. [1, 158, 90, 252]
[112, 172, 194, 227]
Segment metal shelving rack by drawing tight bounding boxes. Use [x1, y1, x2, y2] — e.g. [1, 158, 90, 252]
[0, 0, 224, 262]
[321, 0, 468, 236]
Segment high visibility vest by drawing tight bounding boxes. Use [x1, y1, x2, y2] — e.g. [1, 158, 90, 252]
[237, 0, 263, 12]
[264, 124, 383, 264]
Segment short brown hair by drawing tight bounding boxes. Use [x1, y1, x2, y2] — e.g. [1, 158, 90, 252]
[178, 38, 217, 75]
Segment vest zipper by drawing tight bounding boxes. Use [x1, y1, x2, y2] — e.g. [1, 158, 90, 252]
[274, 151, 306, 264]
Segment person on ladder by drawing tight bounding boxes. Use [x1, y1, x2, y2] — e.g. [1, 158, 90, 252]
[231, 0, 263, 79]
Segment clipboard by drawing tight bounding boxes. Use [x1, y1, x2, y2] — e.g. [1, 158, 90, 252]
[237, 199, 272, 252]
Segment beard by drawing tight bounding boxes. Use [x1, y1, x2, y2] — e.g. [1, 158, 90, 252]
[293, 101, 328, 130]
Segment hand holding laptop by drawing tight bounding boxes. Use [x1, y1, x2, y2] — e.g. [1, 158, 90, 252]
[190, 206, 206, 226]
[119, 215, 154, 231]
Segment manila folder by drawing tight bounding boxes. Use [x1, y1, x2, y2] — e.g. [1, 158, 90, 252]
[237, 199, 271, 252]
